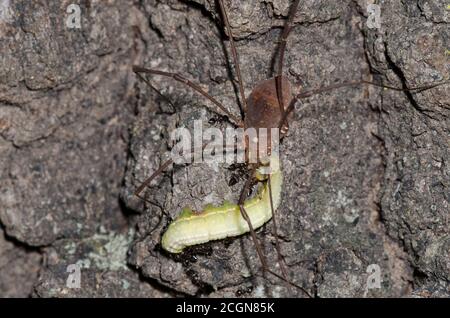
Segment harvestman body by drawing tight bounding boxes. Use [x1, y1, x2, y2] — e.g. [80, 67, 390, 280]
[132, 0, 448, 297]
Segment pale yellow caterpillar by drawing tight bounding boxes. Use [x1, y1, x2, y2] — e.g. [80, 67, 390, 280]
[161, 156, 282, 253]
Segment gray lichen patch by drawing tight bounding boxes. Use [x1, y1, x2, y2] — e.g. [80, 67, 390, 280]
[34, 229, 169, 297]
[83, 230, 135, 272]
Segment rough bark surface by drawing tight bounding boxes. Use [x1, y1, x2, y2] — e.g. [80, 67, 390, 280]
[0, 0, 448, 297]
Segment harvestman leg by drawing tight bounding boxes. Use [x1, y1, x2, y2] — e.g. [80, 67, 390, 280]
[217, 0, 248, 116]
[133, 66, 243, 126]
[278, 79, 450, 131]
[270, 0, 301, 291]
[237, 172, 311, 297]
[267, 175, 291, 291]
[275, 0, 300, 116]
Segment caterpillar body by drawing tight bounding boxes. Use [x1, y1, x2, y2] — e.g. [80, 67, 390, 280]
[161, 156, 282, 253]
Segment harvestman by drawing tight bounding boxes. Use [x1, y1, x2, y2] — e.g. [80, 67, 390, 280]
[132, 0, 448, 296]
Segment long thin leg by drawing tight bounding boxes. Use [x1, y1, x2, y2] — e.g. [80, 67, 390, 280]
[134, 158, 173, 201]
[275, 0, 300, 116]
[237, 171, 311, 297]
[278, 79, 450, 132]
[267, 175, 291, 292]
[237, 169, 267, 270]
[217, 0, 248, 117]
[135, 142, 245, 202]
[135, 143, 207, 200]
[133, 66, 243, 126]
[135, 71, 176, 113]
[271, 0, 300, 291]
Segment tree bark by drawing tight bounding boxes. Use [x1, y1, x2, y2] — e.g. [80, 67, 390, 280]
[0, 0, 448, 297]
